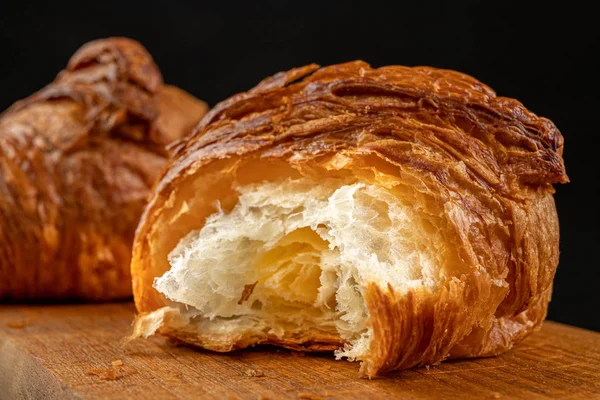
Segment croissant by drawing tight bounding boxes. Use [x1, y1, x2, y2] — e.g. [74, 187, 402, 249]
[0, 38, 208, 300]
[130, 61, 568, 377]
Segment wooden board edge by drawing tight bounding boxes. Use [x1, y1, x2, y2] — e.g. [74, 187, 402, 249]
[0, 335, 82, 400]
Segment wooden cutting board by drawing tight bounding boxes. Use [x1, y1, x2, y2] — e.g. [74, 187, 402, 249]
[0, 303, 599, 400]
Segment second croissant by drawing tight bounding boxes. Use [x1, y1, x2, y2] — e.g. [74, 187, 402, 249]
[0, 38, 208, 300]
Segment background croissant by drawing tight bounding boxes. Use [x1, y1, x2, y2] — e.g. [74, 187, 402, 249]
[131, 61, 567, 377]
[0, 38, 208, 300]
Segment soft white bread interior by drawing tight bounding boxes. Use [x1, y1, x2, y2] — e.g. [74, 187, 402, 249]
[138, 177, 456, 361]
[130, 152, 480, 377]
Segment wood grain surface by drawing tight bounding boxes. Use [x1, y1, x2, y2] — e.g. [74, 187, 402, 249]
[0, 303, 598, 400]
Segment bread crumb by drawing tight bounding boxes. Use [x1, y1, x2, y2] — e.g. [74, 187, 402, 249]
[245, 369, 264, 377]
[86, 367, 118, 381]
[111, 359, 123, 367]
[491, 392, 501, 399]
[291, 351, 306, 357]
[5, 320, 28, 329]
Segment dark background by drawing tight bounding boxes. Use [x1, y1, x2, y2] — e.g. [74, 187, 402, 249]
[1, 1, 598, 331]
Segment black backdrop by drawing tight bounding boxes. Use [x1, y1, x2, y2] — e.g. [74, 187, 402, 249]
[1, 1, 598, 331]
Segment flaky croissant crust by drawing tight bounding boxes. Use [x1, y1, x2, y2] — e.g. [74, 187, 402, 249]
[132, 61, 567, 376]
[0, 38, 207, 300]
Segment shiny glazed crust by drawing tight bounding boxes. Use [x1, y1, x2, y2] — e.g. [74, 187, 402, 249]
[0, 38, 208, 300]
[131, 61, 567, 376]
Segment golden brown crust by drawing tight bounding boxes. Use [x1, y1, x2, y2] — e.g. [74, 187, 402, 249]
[132, 61, 567, 375]
[0, 38, 207, 300]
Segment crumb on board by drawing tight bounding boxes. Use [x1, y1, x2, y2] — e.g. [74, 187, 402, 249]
[245, 368, 265, 377]
[86, 367, 118, 381]
[86, 360, 127, 381]
[291, 351, 306, 357]
[491, 392, 501, 399]
[5, 320, 28, 329]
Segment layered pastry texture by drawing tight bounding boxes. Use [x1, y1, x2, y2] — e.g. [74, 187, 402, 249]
[130, 62, 567, 377]
[0, 38, 208, 300]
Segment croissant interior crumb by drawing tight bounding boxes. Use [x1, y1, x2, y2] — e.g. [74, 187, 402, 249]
[140, 173, 455, 363]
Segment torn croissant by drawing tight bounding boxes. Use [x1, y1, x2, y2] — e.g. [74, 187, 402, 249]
[130, 61, 567, 377]
[0, 38, 208, 300]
